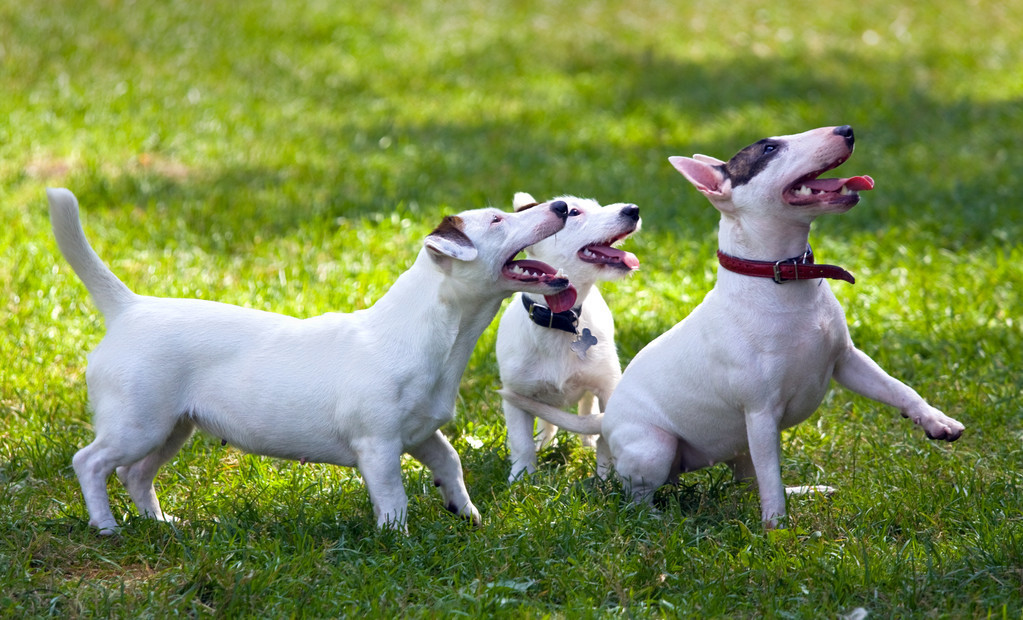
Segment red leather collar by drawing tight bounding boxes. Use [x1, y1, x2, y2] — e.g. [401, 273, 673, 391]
[717, 245, 855, 284]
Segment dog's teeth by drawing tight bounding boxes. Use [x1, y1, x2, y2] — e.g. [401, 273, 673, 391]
[839, 185, 853, 196]
[796, 185, 813, 196]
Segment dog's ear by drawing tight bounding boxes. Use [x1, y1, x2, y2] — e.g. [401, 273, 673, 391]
[669, 156, 732, 201]
[693, 154, 726, 166]
[425, 216, 478, 263]
[512, 192, 539, 212]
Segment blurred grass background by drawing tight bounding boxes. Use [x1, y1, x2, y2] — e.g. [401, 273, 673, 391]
[1, 0, 1021, 616]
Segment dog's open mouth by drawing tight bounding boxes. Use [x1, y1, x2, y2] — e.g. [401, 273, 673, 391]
[579, 234, 640, 271]
[784, 158, 874, 206]
[503, 258, 578, 313]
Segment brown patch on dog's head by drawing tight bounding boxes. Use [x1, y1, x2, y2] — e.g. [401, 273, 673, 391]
[431, 215, 468, 240]
[425, 215, 478, 262]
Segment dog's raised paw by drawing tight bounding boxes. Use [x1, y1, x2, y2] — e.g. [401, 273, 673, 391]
[926, 425, 964, 442]
[921, 411, 965, 442]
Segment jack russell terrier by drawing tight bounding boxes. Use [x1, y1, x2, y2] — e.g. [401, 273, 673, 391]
[48, 188, 572, 533]
[496, 192, 640, 482]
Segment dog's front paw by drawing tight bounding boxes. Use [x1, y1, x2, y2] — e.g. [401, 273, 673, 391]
[913, 406, 965, 442]
[925, 422, 965, 442]
[446, 501, 481, 527]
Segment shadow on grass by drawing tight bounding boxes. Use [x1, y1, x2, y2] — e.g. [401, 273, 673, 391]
[52, 43, 1021, 255]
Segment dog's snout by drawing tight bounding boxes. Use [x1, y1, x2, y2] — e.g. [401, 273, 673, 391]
[621, 205, 640, 221]
[833, 125, 854, 145]
[549, 200, 568, 219]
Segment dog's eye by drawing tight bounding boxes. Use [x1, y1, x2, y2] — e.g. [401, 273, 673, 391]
[491, 214, 502, 224]
[764, 144, 776, 153]
[569, 208, 582, 216]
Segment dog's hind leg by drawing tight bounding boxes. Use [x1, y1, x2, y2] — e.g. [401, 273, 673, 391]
[595, 436, 612, 480]
[591, 389, 614, 478]
[609, 422, 677, 505]
[72, 440, 124, 534]
[534, 418, 559, 451]
[116, 419, 195, 524]
[503, 397, 539, 482]
[73, 425, 181, 534]
[576, 392, 600, 448]
[75, 384, 195, 534]
[408, 430, 481, 526]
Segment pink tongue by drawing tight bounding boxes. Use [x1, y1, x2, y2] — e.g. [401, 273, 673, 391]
[588, 246, 641, 269]
[621, 250, 640, 269]
[845, 175, 874, 191]
[804, 175, 875, 192]
[514, 259, 555, 273]
[544, 284, 578, 314]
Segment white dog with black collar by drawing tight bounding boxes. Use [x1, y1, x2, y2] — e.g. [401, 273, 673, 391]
[496, 193, 640, 482]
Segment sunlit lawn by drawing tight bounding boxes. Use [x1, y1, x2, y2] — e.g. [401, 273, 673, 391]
[2, 0, 1021, 616]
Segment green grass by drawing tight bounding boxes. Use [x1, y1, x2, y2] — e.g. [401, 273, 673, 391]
[2, 0, 1022, 616]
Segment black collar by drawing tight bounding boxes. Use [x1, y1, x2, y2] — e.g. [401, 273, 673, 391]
[521, 295, 580, 334]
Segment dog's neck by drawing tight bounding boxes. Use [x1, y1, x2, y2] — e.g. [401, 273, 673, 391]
[566, 279, 598, 308]
[717, 211, 813, 262]
[714, 212, 844, 295]
[368, 250, 507, 396]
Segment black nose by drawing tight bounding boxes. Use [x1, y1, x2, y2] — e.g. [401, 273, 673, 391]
[621, 204, 640, 221]
[549, 200, 568, 219]
[834, 125, 854, 145]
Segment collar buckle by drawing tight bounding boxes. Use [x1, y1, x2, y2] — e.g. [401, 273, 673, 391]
[772, 259, 793, 283]
[772, 245, 812, 284]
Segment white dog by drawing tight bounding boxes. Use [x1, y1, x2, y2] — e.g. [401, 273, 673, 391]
[496, 192, 640, 482]
[48, 188, 572, 533]
[502, 126, 965, 527]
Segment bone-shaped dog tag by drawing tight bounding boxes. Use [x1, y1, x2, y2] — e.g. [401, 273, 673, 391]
[570, 328, 598, 360]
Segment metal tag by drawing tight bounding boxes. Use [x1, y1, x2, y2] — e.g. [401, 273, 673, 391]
[570, 328, 598, 360]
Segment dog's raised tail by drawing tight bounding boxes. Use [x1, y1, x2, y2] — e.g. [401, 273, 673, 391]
[498, 389, 604, 435]
[47, 188, 136, 318]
